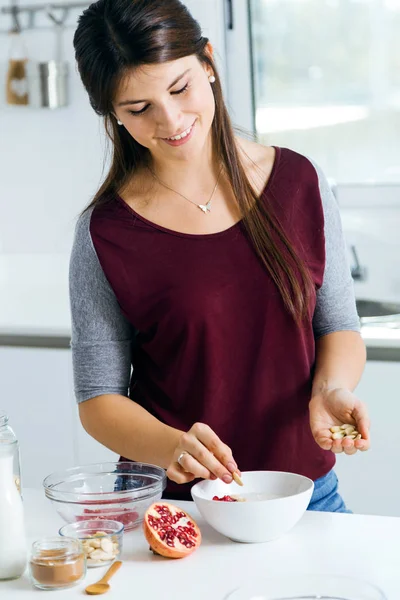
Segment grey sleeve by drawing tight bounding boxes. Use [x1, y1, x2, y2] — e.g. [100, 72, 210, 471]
[310, 160, 361, 339]
[69, 207, 133, 403]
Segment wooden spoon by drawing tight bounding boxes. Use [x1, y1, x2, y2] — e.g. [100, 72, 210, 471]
[85, 561, 122, 595]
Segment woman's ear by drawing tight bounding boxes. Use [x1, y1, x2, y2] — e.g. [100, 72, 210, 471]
[111, 113, 123, 126]
[203, 42, 215, 79]
[205, 41, 214, 58]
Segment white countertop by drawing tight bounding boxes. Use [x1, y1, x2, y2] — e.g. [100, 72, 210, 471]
[361, 325, 400, 348]
[1, 254, 400, 348]
[2, 488, 399, 598]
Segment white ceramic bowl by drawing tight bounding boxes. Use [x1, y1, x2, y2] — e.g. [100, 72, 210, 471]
[191, 471, 314, 543]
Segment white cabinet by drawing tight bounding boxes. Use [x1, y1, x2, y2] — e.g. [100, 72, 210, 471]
[334, 361, 400, 517]
[0, 347, 75, 489]
[0, 347, 116, 490]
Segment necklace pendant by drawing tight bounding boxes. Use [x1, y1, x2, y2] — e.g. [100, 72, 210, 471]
[198, 201, 212, 214]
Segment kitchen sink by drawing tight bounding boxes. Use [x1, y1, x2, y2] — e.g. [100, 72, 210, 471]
[356, 299, 400, 319]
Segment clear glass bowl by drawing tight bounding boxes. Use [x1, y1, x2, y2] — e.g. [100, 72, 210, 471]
[59, 519, 123, 568]
[226, 574, 387, 600]
[43, 462, 166, 531]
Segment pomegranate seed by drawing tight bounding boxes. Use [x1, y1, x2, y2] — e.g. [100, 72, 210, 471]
[212, 495, 238, 502]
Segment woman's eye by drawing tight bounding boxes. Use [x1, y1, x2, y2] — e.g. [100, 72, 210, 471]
[172, 83, 189, 96]
[129, 105, 149, 116]
[128, 83, 189, 116]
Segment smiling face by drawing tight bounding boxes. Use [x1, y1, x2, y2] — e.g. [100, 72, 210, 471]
[113, 50, 216, 165]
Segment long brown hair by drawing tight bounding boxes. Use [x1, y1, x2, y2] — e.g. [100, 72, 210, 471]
[73, 0, 314, 322]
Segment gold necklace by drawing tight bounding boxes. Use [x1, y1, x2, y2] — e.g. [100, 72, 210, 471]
[149, 166, 223, 214]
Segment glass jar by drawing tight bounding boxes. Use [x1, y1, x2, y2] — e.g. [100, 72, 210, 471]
[0, 410, 27, 580]
[29, 538, 86, 590]
[0, 410, 22, 496]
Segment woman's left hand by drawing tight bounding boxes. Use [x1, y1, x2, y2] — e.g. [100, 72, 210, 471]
[309, 387, 370, 455]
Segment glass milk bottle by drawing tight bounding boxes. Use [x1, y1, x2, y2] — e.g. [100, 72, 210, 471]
[0, 410, 27, 579]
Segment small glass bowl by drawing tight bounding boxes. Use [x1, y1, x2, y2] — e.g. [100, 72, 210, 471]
[29, 537, 86, 590]
[59, 520, 123, 568]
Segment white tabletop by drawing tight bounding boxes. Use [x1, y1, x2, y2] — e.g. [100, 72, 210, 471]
[2, 488, 399, 599]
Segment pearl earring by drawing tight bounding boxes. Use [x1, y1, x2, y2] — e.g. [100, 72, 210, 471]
[117, 120, 123, 126]
[208, 75, 216, 83]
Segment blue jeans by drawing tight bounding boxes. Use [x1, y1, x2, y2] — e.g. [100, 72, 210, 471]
[307, 469, 352, 513]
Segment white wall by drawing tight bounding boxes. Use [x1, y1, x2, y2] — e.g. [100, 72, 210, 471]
[0, 3, 104, 255]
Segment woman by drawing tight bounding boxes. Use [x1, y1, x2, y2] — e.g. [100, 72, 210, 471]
[70, 0, 370, 511]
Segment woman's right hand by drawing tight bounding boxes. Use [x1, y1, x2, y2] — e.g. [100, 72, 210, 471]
[166, 422, 240, 485]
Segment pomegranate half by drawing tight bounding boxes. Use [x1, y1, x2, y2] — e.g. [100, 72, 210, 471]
[143, 502, 201, 558]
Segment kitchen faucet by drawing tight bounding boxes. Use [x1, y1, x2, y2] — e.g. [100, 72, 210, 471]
[350, 245, 367, 281]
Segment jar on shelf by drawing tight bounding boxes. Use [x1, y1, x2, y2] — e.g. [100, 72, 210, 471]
[0, 410, 27, 580]
[29, 538, 86, 590]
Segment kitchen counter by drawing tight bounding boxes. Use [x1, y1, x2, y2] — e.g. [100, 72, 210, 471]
[0, 285, 71, 348]
[361, 325, 400, 360]
[1, 255, 400, 355]
[0, 255, 71, 348]
[2, 488, 400, 598]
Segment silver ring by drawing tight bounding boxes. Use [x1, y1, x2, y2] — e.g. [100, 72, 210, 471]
[177, 451, 188, 467]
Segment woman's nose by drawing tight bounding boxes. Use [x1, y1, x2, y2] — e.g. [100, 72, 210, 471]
[156, 103, 184, 136]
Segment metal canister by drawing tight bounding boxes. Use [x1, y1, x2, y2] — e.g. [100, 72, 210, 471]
[28, 60, 69, 109]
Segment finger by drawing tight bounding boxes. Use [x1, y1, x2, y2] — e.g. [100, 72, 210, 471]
[342, 440, 357, 456]
[352, 403, 371, 440]
[194, 444, 234, 483]
[356, 418, 370, 442]
[354, 437, 370, 451]
[177, 436, 232, 482]
[331, 438, 344, 453]
[166, 463, 196, 484]
[342, 436, 354, 450]
[193, 423, 238, 470]
[176, 452, 212, 480]
[344, 447, 357, 455]
[187, 424, 237, 482]
[313, 431, 334, 451]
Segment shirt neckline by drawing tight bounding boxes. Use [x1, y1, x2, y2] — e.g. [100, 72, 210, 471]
[115, 146, 281, 240]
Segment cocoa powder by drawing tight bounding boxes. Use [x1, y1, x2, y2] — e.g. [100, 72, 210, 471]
[30, 548, 85, 585]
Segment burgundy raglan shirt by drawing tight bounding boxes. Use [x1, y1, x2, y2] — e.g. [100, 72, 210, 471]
[69, 147, 360, 500]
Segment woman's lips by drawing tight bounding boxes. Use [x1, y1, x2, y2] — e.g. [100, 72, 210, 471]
[161, 120, 196, 147]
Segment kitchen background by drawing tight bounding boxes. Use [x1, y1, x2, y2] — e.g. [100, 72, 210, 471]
[1, 0, 399, 517]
